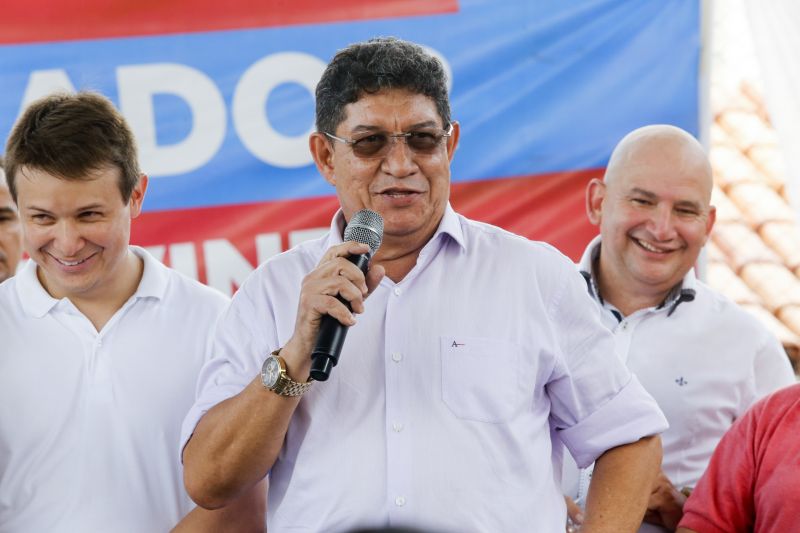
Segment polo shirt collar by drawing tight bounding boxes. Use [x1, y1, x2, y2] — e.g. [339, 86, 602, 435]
[16, 246, 168, 318]
[578, 235, 697, 317]
[130, 246, 169, 300]
[325, 203, 467, 252]
[16, 259, 56, 318]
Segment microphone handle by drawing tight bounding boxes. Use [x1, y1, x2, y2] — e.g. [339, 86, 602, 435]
[310, 252, 371, 381]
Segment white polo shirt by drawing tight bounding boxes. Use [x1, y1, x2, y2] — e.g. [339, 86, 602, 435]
[0, 246, 228, 533]
[181, 206, 668, 533]
[565, 236, 795, 531]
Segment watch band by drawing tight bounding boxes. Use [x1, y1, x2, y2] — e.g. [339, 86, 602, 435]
[265, 349, 313, 397]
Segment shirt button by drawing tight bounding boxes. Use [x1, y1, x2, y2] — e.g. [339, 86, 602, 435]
[395, 496, 406, 507]
[393, 287, 402, 296]
[391, 352, 403, 362]
[621, 322, 628, 330]
[392, 422, 404, 432]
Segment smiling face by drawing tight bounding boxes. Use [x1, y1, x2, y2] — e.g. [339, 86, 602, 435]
[310, 89, 459, 254]
[587, 126, 716, 309]
[0, 179, 23, 283]
[15, 164, 146, 302]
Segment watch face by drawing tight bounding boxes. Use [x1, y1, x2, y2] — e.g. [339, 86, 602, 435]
[263, 356, 281, 388]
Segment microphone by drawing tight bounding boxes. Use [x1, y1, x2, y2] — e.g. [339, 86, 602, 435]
[310, 209, 384, 381]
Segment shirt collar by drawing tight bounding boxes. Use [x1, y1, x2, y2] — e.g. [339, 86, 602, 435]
[578, 235, 697, 317]
[16, 246, 168, 318]
[577, 235, 604, 303]
[326, 203, 467, 253]
[16, 259, 56, 318]
[131, 245, 170, 300]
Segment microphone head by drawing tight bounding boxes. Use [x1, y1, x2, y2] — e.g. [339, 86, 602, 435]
[344, 209, 384, 255]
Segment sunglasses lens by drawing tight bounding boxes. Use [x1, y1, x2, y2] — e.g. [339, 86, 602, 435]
[351, 134, 389, 157]
[346, 130, 447, 158]
[407, 132, 440, 152]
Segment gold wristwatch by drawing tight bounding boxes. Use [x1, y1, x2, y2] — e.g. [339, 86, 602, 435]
[261, 349, 313, 397]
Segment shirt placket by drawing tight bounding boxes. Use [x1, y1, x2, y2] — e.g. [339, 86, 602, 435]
[55, 301, 121, 404]
[611, 312, 644, 365]
[384, 281, 413, 522]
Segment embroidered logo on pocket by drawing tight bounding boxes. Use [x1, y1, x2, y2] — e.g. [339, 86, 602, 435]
[440, 336, 522, 423]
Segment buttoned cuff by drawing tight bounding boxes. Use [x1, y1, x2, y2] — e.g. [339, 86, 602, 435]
[558, 375, 668, 468]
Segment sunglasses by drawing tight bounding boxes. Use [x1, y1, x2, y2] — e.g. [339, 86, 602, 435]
[324, 123, 453, 159]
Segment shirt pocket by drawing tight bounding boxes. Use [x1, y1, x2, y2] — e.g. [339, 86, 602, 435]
[440, 335, 522, 423]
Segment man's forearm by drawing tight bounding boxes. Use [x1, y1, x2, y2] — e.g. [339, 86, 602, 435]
[581, 435, 662, 533]
[182, 376, 301, 509]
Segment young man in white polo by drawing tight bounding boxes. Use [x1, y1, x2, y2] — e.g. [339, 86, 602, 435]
[0, 92, 264, 532]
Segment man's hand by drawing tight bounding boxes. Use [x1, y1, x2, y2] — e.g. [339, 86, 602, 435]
[284, 241, 385, 377]
[565, 495, 584, 532]
[184, 241, 384, 509]
[643, 470, 687, 531]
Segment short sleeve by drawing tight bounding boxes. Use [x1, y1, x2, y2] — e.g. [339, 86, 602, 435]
[545, 267, 668, 467]
[752, 330, 794, 400]
[179, 275, 279, 459]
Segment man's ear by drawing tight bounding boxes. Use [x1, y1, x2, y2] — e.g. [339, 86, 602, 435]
[445, 121, 460, 163]
[585, 178, 606, 226]
[129, 174, 148, 219]
[310, 132, 337, 186]
[703, 205, 716, 242]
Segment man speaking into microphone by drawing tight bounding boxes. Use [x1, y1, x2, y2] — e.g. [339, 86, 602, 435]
[181, 37, 668, 532]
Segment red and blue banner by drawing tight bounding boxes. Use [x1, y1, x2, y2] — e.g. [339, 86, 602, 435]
[0, 0, 701, 295]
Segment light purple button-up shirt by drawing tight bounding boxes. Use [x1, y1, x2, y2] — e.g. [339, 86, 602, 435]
[181, 205, 667, 532]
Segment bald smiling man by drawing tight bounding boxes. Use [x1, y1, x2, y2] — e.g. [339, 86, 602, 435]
[0, 159, 23, 283]
[563, 125, 795, 532]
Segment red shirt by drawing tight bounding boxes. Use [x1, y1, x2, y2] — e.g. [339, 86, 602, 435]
[679, 383, 800, 533]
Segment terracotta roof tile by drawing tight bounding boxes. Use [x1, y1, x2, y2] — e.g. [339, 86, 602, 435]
[711, 222, 782, 270]
[739, 263, 800, 313]
[708, 25, 800, 373]
[759, 222, 800, 270]
[718, 110, 779, 150]
[710, 122, 738, 148]
[707, 260, 762, 306]
[740, 80, 773, 124]
[711, 185, 744, 223]
[710, 145, 769, 191]
[705, 241, 727, 263]
[725, 182, 796, 228]
[746, 145, 788, 194]
[711, 83, 759, 116]
[777, 305, 800, 337]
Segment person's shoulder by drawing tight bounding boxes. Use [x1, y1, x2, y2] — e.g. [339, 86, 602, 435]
[693, 279, 771, 334]
[235, 233, 327, 300]
[263, 235, 323, 270]
[747, 382, 800, 427]
[458, 215, 575, 266]
[136, 248, 227, 307]
[0, 275, 19, 306]
[0, 276, 26, 328]
[163, 265, 230, 310]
